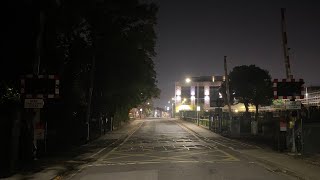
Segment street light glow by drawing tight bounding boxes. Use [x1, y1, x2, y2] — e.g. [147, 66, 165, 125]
[185, 78, 191, 83]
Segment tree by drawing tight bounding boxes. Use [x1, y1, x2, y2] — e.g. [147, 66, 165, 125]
[229, 65, 273, 121]
[1, 0, 160, 148]
[89, 0, 160, 119]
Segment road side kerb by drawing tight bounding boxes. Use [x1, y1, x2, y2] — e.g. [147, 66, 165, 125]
[174, 118, 320, 180]
[6, 119, 142, 180]
[61, 119, 144, 180]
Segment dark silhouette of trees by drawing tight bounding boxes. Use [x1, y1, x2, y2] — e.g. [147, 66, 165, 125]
[40, 0, 160, 141]
[1, 0, 160, 172]
[228, 65, 273, 120]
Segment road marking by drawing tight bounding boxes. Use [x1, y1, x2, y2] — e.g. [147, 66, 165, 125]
[173, 120, 240, 161]
[97, 121, 144, 162]
[66, 120, 144, 179]
[92, 159, 239, 167]
[97, 119, 240, 165]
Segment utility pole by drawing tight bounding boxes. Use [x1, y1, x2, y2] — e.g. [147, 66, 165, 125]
[281, 8, 298, 153]
[281, 8, 293, 79]
[31, 10, 46, 160]
[86, 55, 95, 142]
[224, 56, 232, 132]
[197, 82, 199, 126]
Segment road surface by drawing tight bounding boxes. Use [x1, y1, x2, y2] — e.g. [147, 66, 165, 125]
[67, 118, 295, 180]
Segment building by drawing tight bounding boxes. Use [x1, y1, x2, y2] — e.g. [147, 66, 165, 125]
[174, 76, 225, 113]
[299, 86, 320, 106]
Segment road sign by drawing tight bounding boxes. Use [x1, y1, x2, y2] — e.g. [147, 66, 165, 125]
[273, 79, 304, 99]
[280, 121, 287, 131]
[35, 122, 45, 140]
[24, 99, 44, 108]
[285, 101, 301, 110]
[21, 74, 60, 99]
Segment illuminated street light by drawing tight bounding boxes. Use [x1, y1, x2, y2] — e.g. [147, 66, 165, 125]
[185, 77, 200, 126]
[168, 101, 170, 104]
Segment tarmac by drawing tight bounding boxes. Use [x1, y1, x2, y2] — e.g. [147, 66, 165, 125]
[6, 119, 320, 180]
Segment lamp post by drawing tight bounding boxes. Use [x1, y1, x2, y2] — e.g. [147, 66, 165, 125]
[186, 78, 200, 126]
[171, 98, 174, 118]
[139, 108, 142, 119]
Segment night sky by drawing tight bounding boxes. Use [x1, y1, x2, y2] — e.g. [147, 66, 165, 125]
[153, 0, 320, 108]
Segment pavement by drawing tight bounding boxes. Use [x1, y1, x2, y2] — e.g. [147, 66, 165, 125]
[178, 119, 320, 180]
[3, 119, 142, 180]
[3, 118, 320, 180]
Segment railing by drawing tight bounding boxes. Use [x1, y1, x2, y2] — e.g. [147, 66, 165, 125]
[199, 119, 209, 127]
[182, 117, 209, 127]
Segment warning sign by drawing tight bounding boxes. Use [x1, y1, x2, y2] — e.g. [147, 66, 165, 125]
[24, 99, 44, 109]
[285, 101, 301, 110]
[280, 121, 287, 131]
[35, 122, 45, 140]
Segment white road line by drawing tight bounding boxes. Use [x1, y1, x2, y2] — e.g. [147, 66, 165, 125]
[97, 120, 144, 161]
[66, 121, 144, 179]
[172, 120, 239, 161]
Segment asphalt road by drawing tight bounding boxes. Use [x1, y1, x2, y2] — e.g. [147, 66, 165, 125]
[68, 118, 295, 180]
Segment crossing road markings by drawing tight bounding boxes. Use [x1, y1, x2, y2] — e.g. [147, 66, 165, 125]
[100, 148, 239, 164]
[173, 120, 240, 161]
[94, 119, 240, 167]
[93, 159, 239, 167]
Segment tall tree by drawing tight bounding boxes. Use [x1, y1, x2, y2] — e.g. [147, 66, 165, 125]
[229, 65, 273, 120]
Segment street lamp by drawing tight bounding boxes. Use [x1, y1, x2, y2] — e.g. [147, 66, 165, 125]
[186, 77, 200, 126]
[171, 97, 175, 118]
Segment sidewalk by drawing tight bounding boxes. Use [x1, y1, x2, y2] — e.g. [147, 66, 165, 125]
[176, 118, 320, 180]
[4, 119, 141, 180]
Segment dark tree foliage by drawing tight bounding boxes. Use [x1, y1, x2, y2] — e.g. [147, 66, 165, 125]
[88, 0, 160, 119]
[1, 0, 160, 145]
[53, 0, 159, 140]
[228, 65, 273, 120]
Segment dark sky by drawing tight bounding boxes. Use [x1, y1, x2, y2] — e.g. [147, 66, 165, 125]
[153, 0, 320, 108]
